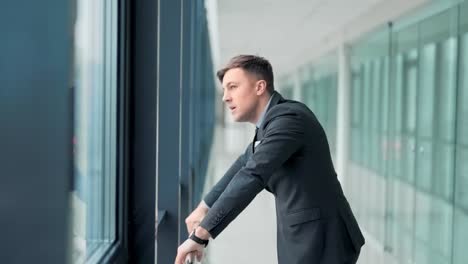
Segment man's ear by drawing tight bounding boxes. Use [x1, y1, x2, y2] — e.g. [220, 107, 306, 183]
[256, 80, 267, 95]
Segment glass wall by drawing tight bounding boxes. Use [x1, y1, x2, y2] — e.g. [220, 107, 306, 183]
[347, 2, 468, 264]
[349, 28, 390, 246]
[72, 0, 118, 262]
[453, 3, 468, 264]
[301, 57, 338, 156]
[280, 82, 294, 99]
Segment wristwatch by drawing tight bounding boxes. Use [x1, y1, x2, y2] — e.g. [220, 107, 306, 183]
[189, 229, 209, 247]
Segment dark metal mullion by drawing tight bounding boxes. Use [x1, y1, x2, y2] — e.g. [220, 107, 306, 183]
[188, 1, 196, 212]
[156, 0, 183, 263]
[191, 1, 202, 209]
[127, 0, 159, 262]
[178, 0, 194, 244]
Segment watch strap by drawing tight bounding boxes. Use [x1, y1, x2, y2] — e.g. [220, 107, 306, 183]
[189, 230, 209, 247]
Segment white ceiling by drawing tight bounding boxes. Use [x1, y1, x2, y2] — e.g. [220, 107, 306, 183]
[214, 0, 425, 78]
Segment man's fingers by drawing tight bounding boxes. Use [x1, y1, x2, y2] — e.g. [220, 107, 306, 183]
[196, 250, 203, 262]
[185, 252, 194, 264]
[175, 251, 186, 264]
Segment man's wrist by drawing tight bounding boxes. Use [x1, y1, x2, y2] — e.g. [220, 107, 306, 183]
[194, 226, 211, 240]
[199, 200, 210, 212]
[189, 227, 210, 247]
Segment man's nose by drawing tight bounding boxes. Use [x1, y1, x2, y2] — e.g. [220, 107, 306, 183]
[222, 91, 231, 102]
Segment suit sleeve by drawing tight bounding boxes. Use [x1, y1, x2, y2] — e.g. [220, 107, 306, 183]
[200, 108, 304, 238]
[203, 149, 248, 207]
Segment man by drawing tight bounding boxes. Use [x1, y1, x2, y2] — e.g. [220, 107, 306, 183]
[175, 55, 364, 264]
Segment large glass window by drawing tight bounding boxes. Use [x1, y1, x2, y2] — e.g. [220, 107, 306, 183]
[455, 23, 468, 212]
[433, 37, 457, 200]
[349, 29, 391, 254]
[454, 3, 468, 262]
[413, 9, 457, 264]
[350, 67, 362, 165]
[417, 44, 436, 139]
[71, 0, 118, 262]
[301, 67, 338, 156]
[415, 43, 436, 193]
[392, 54, 404, 180]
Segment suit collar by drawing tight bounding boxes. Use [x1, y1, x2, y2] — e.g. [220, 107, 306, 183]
[265, 91, 284, 114]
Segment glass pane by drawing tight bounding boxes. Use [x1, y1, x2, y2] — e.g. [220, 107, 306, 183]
[458, 33, 468, 146]
[433, 143, 455, 200]
[454, 9, 468, 264]
[374, 175, 387, 242]
[394, 55, 404, 134]
[351, 70, 362, 127]
[438, 38, 457, 142]
[363, 61, 372, 167]
[453, 207, 468, 264]
[330, 75, 338, 155]
[401, 136, 416, 183]
[303, 80, 314, 108]
[389, 55, 404, 180]
[455, 146, 468, 210]
[380, 58, 390, 176]
[72, 0, 117, 262]
[430, 197, 453, 263]
[415, 139, 433, 192]
[414, 191, 432, 263]
[404, 51, 418, 134]
[392, 180, 415, 263]
[414, 193, 453, 264]
[351, 128, 360, 163]
[417, 43, 436, 139]
[371, 59, 381, 171]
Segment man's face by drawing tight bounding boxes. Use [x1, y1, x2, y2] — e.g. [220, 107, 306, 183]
[222, 68, 261, 123]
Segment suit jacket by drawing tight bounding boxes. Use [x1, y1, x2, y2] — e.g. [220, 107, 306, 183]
[200, 91, 365, 264]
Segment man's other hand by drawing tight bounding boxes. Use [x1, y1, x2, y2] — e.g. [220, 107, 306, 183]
[185, 201, 209, 234]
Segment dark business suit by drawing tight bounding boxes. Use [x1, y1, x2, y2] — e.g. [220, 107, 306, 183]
[200, 91, 364, 264]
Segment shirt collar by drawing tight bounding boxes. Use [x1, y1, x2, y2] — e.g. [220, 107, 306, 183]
[256, 94, 274, 128]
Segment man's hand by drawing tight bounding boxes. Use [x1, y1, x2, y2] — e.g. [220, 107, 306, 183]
[174, 239, 204, 264]
[185, 201, 209, 234]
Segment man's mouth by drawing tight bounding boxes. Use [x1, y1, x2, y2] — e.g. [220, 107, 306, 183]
[229, 106, 236, 111]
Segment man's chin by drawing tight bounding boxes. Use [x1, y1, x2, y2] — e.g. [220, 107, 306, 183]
[231, 115, 244, 122]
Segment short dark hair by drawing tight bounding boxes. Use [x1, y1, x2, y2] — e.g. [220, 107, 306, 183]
[217, 55, 275, 93]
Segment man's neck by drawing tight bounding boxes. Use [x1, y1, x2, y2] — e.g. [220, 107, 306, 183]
[251, 93, 272, 126]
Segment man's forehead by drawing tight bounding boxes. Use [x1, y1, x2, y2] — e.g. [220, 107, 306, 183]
[222, 68, 255, 83]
